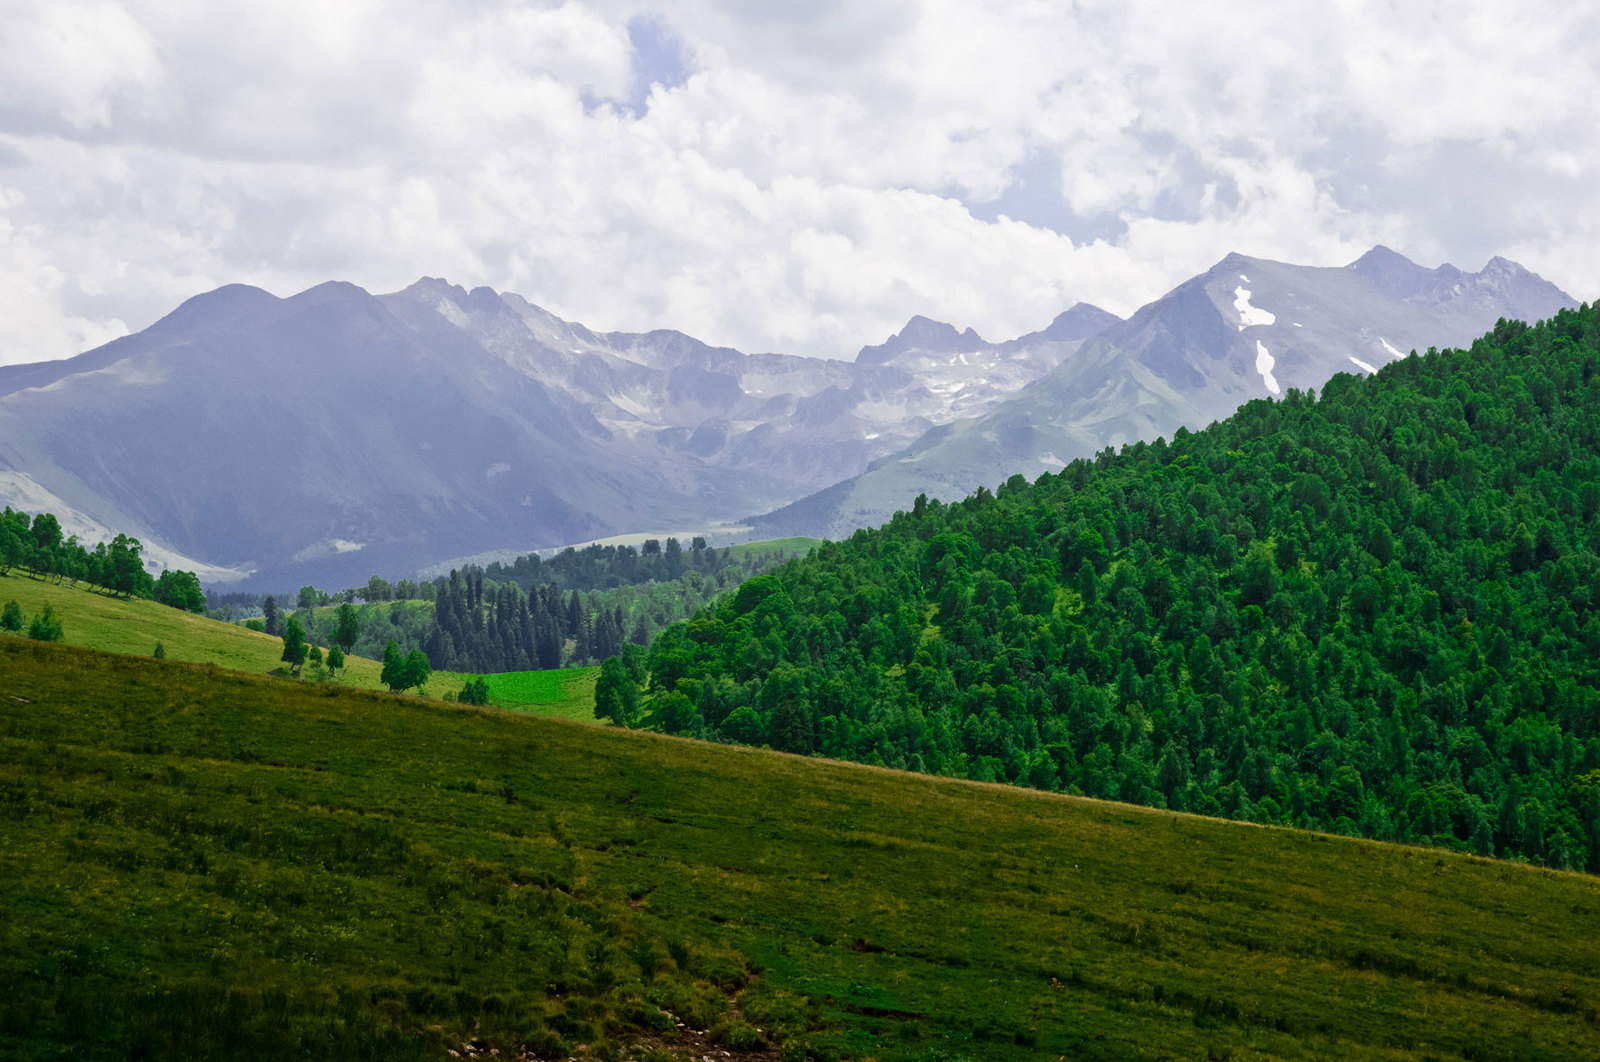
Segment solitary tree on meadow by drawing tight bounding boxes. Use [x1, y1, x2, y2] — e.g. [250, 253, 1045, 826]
[281, 616, 308, 676]
[380, 640, 431, 694]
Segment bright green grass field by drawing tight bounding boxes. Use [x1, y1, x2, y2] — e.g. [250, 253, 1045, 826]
[0, 570, 485, 697]
[726, 537, 822, 562]
[483, 667, 600, 721]
[3, 638, 1599, 1061]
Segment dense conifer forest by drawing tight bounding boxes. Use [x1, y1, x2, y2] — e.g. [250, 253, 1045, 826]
[393, 546, 797, 673]
[637, 307, 1600, 871]
[482, 536, 732, 591]
[208, 543, 802, 675]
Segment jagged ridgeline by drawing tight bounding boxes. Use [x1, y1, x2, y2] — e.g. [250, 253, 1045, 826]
[640, 307, 1600, 870]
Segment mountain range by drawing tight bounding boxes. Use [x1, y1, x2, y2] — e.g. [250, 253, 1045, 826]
[0, 246, 1575, 587]
[747, 247, 1577, 538]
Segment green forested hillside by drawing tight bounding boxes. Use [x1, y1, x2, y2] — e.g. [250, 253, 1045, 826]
[640, 307, 1600, 870]
[4, 638, 1600, 1061]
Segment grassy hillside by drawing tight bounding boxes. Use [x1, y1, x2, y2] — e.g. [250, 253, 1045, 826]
[3, 638, 1598, 1061]
[0, 571, 483, 696]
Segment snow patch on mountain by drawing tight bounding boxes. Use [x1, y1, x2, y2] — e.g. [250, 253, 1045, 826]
[608, 393, 655, 418]
[1349, 356, 1378, 374]
[1380, 337, 1405, 359]
[291, 539, 370, 564]
[1233, 287, 1276, 329]
[435, 297, 470, 328]
[1255, 340, 1280, 394]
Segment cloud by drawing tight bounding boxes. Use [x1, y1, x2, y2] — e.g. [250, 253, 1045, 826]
[0, 0, 1596, 367]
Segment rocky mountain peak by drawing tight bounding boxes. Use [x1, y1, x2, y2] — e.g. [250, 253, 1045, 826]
[1037, 303, 1122, 343]
[1349, 245, 1445, 299]
[856, 315, 986, 365]
[147, 283, 280, 337]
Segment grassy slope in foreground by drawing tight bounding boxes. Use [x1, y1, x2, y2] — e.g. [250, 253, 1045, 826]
[4, 640, 1600, 1061]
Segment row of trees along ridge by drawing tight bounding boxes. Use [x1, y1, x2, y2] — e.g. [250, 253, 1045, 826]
[1, 510, 206, 611]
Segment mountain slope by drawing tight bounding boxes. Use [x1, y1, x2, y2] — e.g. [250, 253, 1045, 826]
[6, 637, 1599, 1060]
[0, 281, 642, 588]
[752, 247, 1577, 539]
[0, 282, 1096, 588]
[644, 305, 1600, 871]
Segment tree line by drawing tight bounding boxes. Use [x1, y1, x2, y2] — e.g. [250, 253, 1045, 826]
[247, 546, 798, 675]
[626, 306, 1600, 873]
[483, 536, 730, 591]
[0, 509, 206, 611]
[205, 538, 740, 622]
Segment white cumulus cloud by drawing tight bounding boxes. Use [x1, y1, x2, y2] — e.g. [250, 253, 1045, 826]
[0, 0, 1596, 366]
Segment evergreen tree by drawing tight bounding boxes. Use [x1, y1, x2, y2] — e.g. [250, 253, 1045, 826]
[281, 616, 308, 676]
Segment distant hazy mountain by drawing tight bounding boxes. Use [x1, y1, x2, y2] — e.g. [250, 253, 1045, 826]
[0, 280, 1104, 587]
[748, 247, 1577, 539]
[0, 246, 1571, 586]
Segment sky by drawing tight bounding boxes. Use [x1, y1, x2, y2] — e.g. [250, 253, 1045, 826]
[1, 0, 1597, 366]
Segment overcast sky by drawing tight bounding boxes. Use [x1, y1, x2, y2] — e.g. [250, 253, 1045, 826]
[1, 0, 1597, 366]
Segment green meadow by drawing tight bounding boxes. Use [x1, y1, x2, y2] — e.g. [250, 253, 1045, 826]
[483, 667, 600, 721]
[3, 638, 1598, 1060]
[1, 569, 307, 674]
[0, 571, 599, 716]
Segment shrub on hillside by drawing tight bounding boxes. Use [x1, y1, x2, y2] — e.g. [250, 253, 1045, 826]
[26, 605, 62, 642]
